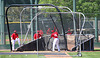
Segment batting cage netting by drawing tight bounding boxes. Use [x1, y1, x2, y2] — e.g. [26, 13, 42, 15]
[5, 4, 94, 57]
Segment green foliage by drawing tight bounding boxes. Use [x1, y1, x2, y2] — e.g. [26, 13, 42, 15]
[6, 0, 100, 22]
[39, 0, 100, 18]
[77, 0, 100, 17]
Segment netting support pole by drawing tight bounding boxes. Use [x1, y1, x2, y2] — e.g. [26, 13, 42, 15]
[5, 7, 12, 51]
[78, 13, 82, 56]
[95, 17, 98, 42]
[34, 0, 38, 55]
[30, 0, 34, 40]
[73, 0, 77, 50]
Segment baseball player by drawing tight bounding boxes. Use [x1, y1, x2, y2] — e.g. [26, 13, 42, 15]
[51, 30, 60, 52]
[34, 30, 42, 40]
[46, 28, 51, 35]
[11, 30, 20, 51]
[67, 28, 72, 35]
[39, 30, 43, 36]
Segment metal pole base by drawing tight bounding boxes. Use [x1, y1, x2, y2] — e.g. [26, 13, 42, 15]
[77, 53, 82, 57]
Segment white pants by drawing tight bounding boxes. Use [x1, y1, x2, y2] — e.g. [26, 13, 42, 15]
[11, 38, 20, 50]
[52, 38, 60, 51]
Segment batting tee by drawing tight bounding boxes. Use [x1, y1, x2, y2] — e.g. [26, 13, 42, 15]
[5, 4, 87, 57]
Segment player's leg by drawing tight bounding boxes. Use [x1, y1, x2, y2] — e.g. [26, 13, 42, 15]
[52, 38, 57, 51]
[11, 40, 15, 51]
[56, 38, 60, 52]
[16, 38, 21, 46]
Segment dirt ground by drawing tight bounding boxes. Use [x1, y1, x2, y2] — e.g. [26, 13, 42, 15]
[44, 51, 72, 58]
[0, 50, 72, 58]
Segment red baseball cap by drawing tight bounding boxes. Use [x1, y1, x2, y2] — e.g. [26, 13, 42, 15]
[14, 30, 16, 32]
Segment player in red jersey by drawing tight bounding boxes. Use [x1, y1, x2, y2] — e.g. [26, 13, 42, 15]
[67, 28, 72, 35]
[39, 30, 43, 36]
[34, 30, 42, 40]
[51, 30, 60, 52]
[46, 28, 51, 35]
[11, 30, 20, 51]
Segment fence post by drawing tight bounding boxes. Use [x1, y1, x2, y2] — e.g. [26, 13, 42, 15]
[95, 17, 98, 42]
[0, 0, 5, 44]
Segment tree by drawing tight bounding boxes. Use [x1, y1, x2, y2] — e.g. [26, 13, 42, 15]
[76, 0, 100, 18]
[39, 0, 100, 18]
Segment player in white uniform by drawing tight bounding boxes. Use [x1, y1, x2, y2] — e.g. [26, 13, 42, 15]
[11, 30, 20, 51]
[51, 30, 60, 52]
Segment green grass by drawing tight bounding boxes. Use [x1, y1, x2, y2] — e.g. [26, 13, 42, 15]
[0, 55, 45, 58]
[94, 42, 100, 47]
[68, 51, 100, 58]
[0, 50, 10, 52]
[94, 49, 100, 51]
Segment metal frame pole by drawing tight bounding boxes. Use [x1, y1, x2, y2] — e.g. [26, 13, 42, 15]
[95, 17, 98, 42]
[30, 0, 34, 40]
[0, 0, 1, 44]
[73, 0, 77, 50]
[34, 0, 38, 55]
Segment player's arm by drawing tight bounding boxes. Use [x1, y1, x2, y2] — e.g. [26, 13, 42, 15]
[51, 34, 53, 38]
[39, 34, 41, 39]
[11, 34, 14, 40]
[33, 34, 36, 40]
[16, 34, 19, 38]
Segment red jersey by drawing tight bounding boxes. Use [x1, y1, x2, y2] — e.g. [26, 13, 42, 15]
[34, 33, 41, 40]
[67, 33, 72, 34]
[68, 30, 70, 31]
[11, 33, 19, 40]
[67, 29, 72, 35]
[51, 32, 58, 39]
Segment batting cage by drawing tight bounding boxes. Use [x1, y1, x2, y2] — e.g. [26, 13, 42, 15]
[5, 4, 91, 57]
